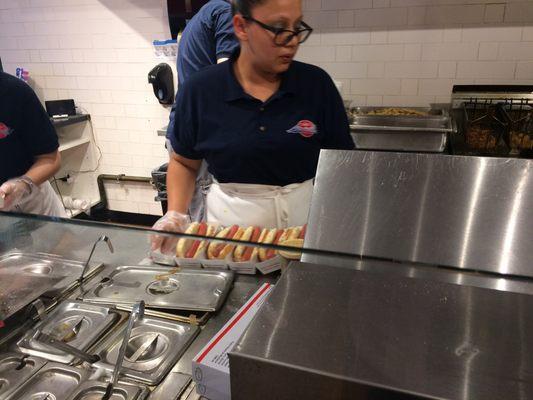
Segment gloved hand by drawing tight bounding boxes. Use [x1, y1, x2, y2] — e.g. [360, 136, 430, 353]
[150, 210, 189, 255]
[0, 178, 31, 211]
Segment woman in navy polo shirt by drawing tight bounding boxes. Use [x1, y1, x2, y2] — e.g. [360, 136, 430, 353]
[152, 0, 354, 253]
[0, 72, 65, 217]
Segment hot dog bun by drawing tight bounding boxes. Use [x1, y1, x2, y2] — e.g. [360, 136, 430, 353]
[176, 222, 216, 259]
[234, 226, 262, 263]
[257, 228, 284, 261]
[207, 225, 244, 260]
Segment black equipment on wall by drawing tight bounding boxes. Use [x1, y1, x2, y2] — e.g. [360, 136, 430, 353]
[167, 0, 210, 39]
[148, 63, 174, 105]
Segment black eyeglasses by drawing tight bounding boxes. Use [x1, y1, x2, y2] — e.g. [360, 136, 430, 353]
[243, 16, 313, 46]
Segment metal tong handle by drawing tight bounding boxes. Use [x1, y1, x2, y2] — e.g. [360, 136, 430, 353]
[102, 300, 144, 400]
[36, 331, 99, 364]
[79, 235, 114, 284]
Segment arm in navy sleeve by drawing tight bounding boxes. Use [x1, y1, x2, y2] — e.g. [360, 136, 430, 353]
[18, 83, 59, 156]
[213, 5, 238, 59]
[321, 73, 355, 150]
[168, 80, 203, 160]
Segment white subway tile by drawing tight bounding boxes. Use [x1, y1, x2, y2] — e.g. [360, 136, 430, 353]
[505, 2, 533, 23]
[0, 37, 19, 49]
[70, 89, 101, 102]
[418, 79, 454, 95]
[385, 61, 438, 78]
[350, 78, 402, 95]
[59, 35, 93, 49]
[44, 76, 78, 89]
[149, 203, 163, 216]
[456, 61, 516, 79]
[0, 23, 27, 36]
[421, 43, 478, 61]
[322, 29, 371, 45]
[53, 63, 64, 76]
[40, 49, 72, 62]
[401, 79, 418, 95]
[442, 27, 462, 43]
[404, 44, 421, 60]
[30, 50, 40, 62]
[1, 49, 30, 62]
[320, 62, 367, 78]
[297, 46, 336, 62]
[523, 27, 533, 42]
[338, 10, 354, 27]
[516, 62, 533, 80]
[321, 0, 373, 10]
[62, 63, 97, 76]
[382, 95, 435, 107]
[366, 95, 383, 106]
[388, 28, 442, 43]
[438, 61, 457, 78]
[373, 0, 390, 8]
[355, 8, 408, 27]
[304, 0, 321, 11]
[498, 43, 533, 61]
[318, 11, 339, 28]
[335, 46, 352, 62]
[367, 62, 385, 78]
[16, 36, 52, 50]
[425, 5, 485, 24]
[370, 29, 388, 44]
[484, 3, 504, 23]
[352, 44, 404, 61]
[462, 26, 522, 43]
[407, 7, 426, 26]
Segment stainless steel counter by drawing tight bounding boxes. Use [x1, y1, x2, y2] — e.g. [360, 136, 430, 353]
[231, 261, 533, 400]
[304, 150, 532, 277]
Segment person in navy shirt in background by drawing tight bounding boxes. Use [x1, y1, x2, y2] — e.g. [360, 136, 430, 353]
[152, 0, 354, 254]
[163, 0, 238, 226]
[0, 72, 65, 217]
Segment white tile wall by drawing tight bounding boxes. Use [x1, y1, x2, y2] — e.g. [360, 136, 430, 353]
[1, 0, 533, 214]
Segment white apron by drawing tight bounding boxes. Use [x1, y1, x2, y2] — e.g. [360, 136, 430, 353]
[206, 179, 313, 228]
[15, 180, 67, 218]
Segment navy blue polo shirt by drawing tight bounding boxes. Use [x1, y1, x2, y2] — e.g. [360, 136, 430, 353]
[177, 0, 237, 87]
[0, 72, 59, 185]
[169, 54, 355, 187]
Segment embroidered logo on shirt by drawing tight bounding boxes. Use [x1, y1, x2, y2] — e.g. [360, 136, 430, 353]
[0, 123, 13, 140]
[286, 120, 317, 138]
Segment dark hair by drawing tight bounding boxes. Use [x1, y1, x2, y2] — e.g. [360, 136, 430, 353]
[231, 0, 267, 17]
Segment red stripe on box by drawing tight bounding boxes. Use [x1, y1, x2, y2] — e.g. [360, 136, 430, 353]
[195, 283, 271, 363]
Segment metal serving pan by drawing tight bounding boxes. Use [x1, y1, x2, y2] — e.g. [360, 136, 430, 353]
[350, 107, 453, 152]
[94, 316, 199, 385]
[82, 266, 234, 312]
[65, 380, 149, 400]
[5, 362, 90, 400]
[0, 252, 102, 321]
[0, 352, 47, 400]
[17, 301, 120, 364]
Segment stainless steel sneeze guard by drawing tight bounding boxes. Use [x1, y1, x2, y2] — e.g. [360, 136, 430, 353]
[304, 150, 532, 276]
[230, 262, 533, 400]
[0, 251, 102, 320]
[82, 266, 234, 312]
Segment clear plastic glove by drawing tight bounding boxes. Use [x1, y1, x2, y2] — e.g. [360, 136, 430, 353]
[150, 210, 189, 255]
[0, 179, 31, 211]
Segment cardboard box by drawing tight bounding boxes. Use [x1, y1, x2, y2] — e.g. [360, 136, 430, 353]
[192, 283, 273, 400]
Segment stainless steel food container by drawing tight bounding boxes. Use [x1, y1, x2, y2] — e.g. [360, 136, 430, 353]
[350, 107, 454, 153]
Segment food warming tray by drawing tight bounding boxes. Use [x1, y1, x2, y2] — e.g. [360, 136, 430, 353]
[94, 316, 199, 385]
[5, 362, 90, 400]
[65, 380, 149, 400]
[17, 301, 120, 364]
[82, 266, 234, 312]
[0, 252, 102, 321]
[0, 352, 47, 400]
[350, 107, 453, 152]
